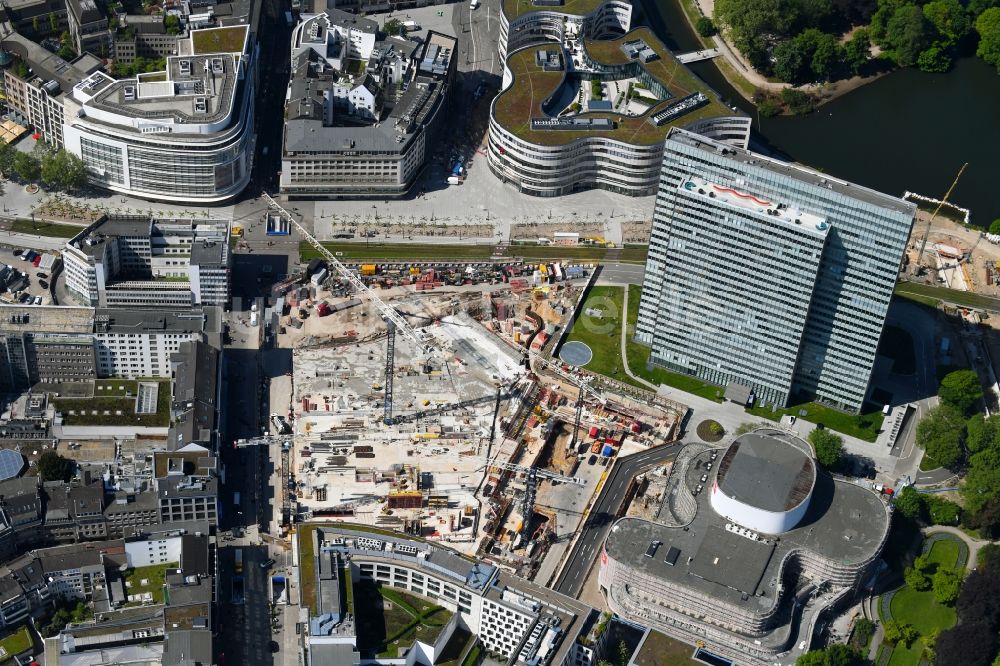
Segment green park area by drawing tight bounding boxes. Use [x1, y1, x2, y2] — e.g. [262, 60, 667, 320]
[10, 218, 84, 238]
[878, 536, 964, 666]
[895, 281, 1000, 312]
[0, 626, 32, 660]
[124, 561, 177, 604]
[746, 400, 885, 442]
[354, 582, 452, 658]
[52, 380, 169, 427]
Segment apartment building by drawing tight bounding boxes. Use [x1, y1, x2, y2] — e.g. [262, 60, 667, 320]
[635, 129, 916, 412]
[152, 444, 218, 526]
[61, 24, 258, 202]
[281, 11, 456, 199]
[0, 31, 102, 146]
[167, 341, 220, 451]
[64, 215, 231, 309]
[43, 481, 108, 543]
[66, 0, 110, 56]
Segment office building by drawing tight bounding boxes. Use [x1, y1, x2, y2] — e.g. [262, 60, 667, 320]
[0, 304, 221, 390]
[152, 444, 218, 526]
[300, 525, 597, 666]
[64, 215, 231, 309]
[61, 24, 257, 203]
[65, 0, 110, 57]
[280, 10, 456, 198]
[488, 24, 749, 197]
[599, 431, 891, 665]
[635, 128, 915, 412]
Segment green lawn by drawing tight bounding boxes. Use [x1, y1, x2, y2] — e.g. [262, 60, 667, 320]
[623, 286, 724, 401]
[52, 380, 169, 427]
[926, 538, 960, 570]
[746, 401, 885, 442]
[299, 241, 647, 264]
[886, 642, 923, 666]
[124, 562, 177, 604]
[895, 281, 1000, 312]
[298, 524, 318, 614]
[11, 218, 84, 238]
[355, 584, 452, 658]
[566, 286, 628, 380]
[0, 626, 32, 659]
[878, 325, 917, 375]
[461, 643, 482, 666]
[632, 629, 701, 666]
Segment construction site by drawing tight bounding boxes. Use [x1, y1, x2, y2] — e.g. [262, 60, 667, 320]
[256, 196, 686, 582]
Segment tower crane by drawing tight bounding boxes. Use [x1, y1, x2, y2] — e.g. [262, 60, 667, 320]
[467, 455, 585, 485]
[915, 163, 968, 267]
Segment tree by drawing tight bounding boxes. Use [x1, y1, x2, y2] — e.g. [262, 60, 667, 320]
[774, 37, 813, 82]
[383, 18, 404, 36]
[884, 4, 931, 67]
[49, 12, 58, 32]
[925, 494, 961, 524]
[883, 620, 919, 647]
[0, 142, 15, 177]
[853, 618, 875, 646]
[936, 621, 998, 666]
[780, 86, 816, 113]
[37, 450, 73, 482]
[977, 8, 1000, 73]
[917, 42, 952, 71]
[795, 652, 828, 666]
[164, 14, 180, 35]
[32, 16, 40, 33]
[40, 149, 89, 191]
[894, 485, 925, 521]
[714, 0, 800, 59]
[965, 413, 1000, 453]
[13, 152, 40, 183]
[990, 219, 1000, 235]
[915, 404, 965, 469]
[905, 564, 932, 591]
[923, 0, 971, 45]
[58, 30, 76, 61]
[696, 16, 718, 36]
[809, 428, 843, 468]
[810, 31, 844, 79]
[934, 567, 963, 605]
[939, 369, 984, 413]
[844, 28, 871, 73]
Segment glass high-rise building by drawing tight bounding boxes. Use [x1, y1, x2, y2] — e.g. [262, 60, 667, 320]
[636, 128, 915, 412]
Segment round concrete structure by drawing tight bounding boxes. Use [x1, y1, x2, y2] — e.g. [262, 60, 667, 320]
[710, 432, 816, 534]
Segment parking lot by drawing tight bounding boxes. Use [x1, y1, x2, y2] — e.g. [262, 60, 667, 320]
[0, 245, 59, 305]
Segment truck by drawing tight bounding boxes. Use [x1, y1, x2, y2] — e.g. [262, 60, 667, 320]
[447, 176, 461, 185]
[311, 267, 328, 286]
[470, 0, 479, 8]
[235, 548, 244, 574]
[402, 20, 420, 31]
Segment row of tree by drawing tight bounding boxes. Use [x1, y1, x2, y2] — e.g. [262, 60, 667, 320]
[713, 0, 1000, 84]
[934, 548, 1000, 665]
[0, 142, 88, 192]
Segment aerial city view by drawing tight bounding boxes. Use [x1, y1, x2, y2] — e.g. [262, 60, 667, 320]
[0, 0, 998, 661]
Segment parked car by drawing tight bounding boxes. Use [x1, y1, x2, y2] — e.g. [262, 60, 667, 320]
[38, 280, 48, 289]
[587, 454, 597, 465]
[36, 272, 47, 279]
[32, 296, 42, 305]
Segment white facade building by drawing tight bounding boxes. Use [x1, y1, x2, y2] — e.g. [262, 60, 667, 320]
[61, 25, 257, 203]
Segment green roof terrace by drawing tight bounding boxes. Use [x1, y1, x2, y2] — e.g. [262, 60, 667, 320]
[493, 27, 733, 147]
[190, 25, 249, 55]
[502, 0, 607, 21]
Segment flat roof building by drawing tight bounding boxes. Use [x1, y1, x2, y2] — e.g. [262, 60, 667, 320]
[61, 24, 257, 203]
[635, 128, 915, 412]
[488, 22, 750, 197]
[600, 430, 891, 665]
[280, 12, 456, 199]
[63, 215, 231, 310]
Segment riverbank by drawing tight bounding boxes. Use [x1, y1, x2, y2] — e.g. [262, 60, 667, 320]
[645, 0, 889, 110]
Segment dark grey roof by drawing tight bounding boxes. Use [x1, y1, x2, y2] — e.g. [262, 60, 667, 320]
[325, 7, 377, 33]
[94, 308, 217, 335]
[715, 433, 815, 513]
[310, 642, 361, 666]
[168, 341, 219, 449]
[285, 117, 417, 154]
[189, 239, 226, 267]
[180, 534, 209, 577]
[0, 31, 89, 91]
[162, 627, 213, 665]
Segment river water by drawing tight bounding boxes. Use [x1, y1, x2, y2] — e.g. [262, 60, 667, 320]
[644, 0, 1000, 223]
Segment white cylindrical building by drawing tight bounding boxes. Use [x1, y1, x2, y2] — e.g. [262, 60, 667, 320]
[709, 432, 816, 534]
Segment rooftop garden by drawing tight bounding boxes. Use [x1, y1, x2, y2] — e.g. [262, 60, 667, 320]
[52, 379, 170, 427]
[493, 28, 731, 146]
[502, 0, 606, 20]
[124, 561, 178, 605]
[191, 26, 248, 55]
[0, 626, 32, 661]
[298, 523, 319, 614]
[354, 582, 453, 658]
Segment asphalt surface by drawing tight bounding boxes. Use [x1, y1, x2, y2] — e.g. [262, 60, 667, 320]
[596, 262, 645, 286]
[552, 443, 681, 598]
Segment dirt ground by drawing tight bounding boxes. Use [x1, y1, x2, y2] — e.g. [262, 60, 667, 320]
[912, 212, 1000, 296]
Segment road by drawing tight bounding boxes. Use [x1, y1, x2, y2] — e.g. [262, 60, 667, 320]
[552, 443, 681, 597]
[596, 262, 645, 286]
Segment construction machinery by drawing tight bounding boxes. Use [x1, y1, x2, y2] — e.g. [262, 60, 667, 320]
[915, 163, 969, 267]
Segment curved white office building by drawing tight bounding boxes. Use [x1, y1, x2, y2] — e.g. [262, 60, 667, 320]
[62, 26, 256, 203]
[498, 0, 633, 60]
[488, 25, 750, 197]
